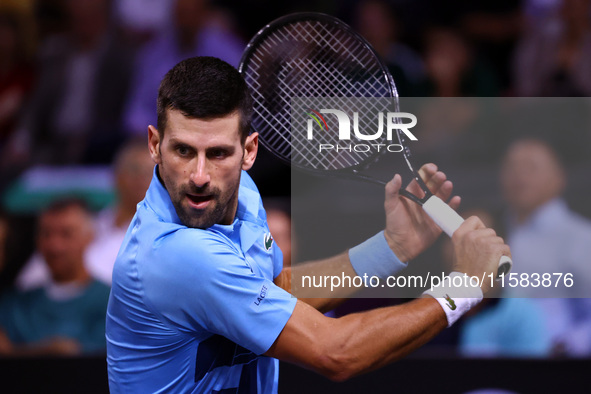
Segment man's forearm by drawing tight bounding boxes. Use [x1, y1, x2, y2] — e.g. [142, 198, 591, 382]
[267, 297, 447, 381]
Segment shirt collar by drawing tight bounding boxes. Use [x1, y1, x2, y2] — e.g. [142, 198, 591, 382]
[235, 176, 265, 226]
[144, 165, 183, 225]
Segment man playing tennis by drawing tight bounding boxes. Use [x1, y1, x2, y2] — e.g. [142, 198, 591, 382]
[106, 56, 510, 393]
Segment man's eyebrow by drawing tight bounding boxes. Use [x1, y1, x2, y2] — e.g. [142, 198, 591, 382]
[168, 138, 193, 148]
[167, 138, 236, 152]
[207, 145, 235, 152]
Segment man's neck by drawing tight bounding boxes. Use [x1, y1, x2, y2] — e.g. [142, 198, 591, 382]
[514, 209, 532, 225]
[46, 273, 92, 301]
[52, 267, 92, 287]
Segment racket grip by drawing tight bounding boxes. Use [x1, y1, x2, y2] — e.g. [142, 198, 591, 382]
[422, 195, 512, 278]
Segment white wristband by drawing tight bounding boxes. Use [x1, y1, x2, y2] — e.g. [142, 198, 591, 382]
[422, 272, 483, 327]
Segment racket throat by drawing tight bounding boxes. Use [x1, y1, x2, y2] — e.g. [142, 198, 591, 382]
[399, 171, 433, 206]
[347, 169, 431, 205]
[399, 189, 427, 205]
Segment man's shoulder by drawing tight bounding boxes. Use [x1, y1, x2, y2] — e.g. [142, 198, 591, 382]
[566, 209, 591, 232]
[0, 288, 24, 308]
[0, 287, 47, 317]
[154, 227, 239, 264]
[1, 286, 45, 302]
[136, 227, 248, 317]
[118, 204, 240, 279]
[537, 200, 591, 235]
[134, 225, 240, 281]
[85, 279, 112, 299]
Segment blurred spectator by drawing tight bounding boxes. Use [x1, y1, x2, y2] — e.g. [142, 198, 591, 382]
[433, 208, 552, 357]
[456, 0, 523, 93]
[459, 294, 552, 357]
[16, 139, 154, 287]
[114, 0, 175, 45]
[123, 0, 244, 135]
[7, 0, 133, 165]
[513, 0, 591, 96]
[418, 26, 500, 97]
[34, 0, 68, 39]
[522, 0, 562, 26]
[0, 5, 35, 146]
[500, 138, 591, 356]
[264, 198, 294, 268]
[85, 138, 153, 283]
[409, 97, 481, 166]
[0, 199, 110, 356]
[354, 0, 426, 96]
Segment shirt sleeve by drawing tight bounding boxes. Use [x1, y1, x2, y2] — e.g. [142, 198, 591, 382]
[140, 229, 297, 355]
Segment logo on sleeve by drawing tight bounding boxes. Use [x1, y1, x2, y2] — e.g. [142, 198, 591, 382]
[254, 285, 268, 306]
[263, 232, 274, 251]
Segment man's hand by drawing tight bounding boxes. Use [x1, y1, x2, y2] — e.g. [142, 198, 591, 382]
[36, 337, 82, 356]
[0, 334, 82, 357]
[383, 163, 460, 262]
[451, 216, 511, 293]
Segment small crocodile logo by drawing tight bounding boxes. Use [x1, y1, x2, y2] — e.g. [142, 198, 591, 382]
[264, 232, 274, 251]
[444, 294, 457, 310]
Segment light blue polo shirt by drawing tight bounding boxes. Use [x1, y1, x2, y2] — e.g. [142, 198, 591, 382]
[106, 167, 296, 393]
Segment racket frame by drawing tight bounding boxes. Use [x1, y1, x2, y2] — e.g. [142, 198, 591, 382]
[239, 12, 431, 206]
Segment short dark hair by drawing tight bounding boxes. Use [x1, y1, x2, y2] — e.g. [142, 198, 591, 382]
[38, 197, 94, 232]
[157, 56, 252, 144]
[43, 197, 92, 216]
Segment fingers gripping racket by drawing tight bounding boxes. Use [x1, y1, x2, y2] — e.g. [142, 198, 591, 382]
[239, 12, 511, 278]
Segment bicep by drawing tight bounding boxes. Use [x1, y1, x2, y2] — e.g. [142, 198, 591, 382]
[274, 266, 292, 293]
[273, 253, 358, 312]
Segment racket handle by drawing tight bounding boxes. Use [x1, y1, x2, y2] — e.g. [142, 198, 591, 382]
[422, 195, 512, 279]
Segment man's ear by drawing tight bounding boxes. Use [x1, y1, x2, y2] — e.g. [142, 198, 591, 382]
[242, 132, 258, 171]
[148, 125, 162, 164]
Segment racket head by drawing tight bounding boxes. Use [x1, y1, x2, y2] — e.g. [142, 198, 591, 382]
[239, 12, 402, 174]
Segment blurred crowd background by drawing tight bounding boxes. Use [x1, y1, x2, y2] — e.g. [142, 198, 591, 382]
[0, 0, 590, 363]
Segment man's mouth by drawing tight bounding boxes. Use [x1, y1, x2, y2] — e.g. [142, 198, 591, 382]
[186, 193, 214, 209]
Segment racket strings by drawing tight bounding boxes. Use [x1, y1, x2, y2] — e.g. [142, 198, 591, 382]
[242, 18, 394, 171]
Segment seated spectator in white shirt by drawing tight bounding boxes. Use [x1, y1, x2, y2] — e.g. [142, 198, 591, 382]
[0, 198, 110, 356]
[500, 138, 591, 356]
[16, 138, 154, 288]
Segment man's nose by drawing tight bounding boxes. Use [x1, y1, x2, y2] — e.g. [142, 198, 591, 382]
[191, 156, 211, 187]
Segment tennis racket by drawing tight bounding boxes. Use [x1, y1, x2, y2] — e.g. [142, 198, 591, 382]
[238, 12, 511, 278]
